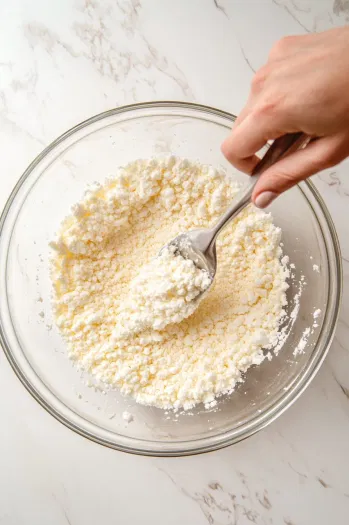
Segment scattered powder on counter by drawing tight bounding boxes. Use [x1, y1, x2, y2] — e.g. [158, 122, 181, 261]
[113, 245, 211, 340]
[50, 156, 291, 411]
[313, 264, 320, 272]
[122, 411, 134, 423]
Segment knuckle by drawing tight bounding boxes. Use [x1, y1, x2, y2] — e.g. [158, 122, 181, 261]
[254, 90, 288, 122]
[277, 169, 295, 186]
[254, 98, 279, 119]
[251, 66, 269, 92]
[269, 35, 295, 60]
[280, 35, 297, 48]
[270, 168, 299, 192]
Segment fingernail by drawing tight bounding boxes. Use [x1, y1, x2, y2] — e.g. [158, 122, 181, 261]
[254, 191, 278, 209]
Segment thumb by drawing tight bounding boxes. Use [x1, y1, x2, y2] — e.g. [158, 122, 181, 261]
[252, 134, 349, 208]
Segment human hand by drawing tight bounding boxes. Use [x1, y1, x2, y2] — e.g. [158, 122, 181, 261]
[221, 27, 349, 208]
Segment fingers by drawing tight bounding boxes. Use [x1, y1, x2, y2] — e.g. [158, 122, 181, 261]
[221, 135, 260, 174]
[221, 96, 259, 172]
[252, 134, 349, 208]
[221, 108, 286, 173]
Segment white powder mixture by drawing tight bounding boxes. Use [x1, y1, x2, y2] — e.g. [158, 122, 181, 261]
[50, 156, 290, 410]
[113, 245, 212, 340]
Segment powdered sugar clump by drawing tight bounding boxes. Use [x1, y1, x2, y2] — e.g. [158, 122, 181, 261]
[113, 245, 211, 340]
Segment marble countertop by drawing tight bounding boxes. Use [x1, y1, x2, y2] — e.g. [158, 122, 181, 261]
[1, 1, 349, 524]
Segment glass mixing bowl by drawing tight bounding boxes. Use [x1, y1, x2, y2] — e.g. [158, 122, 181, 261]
[0, 102, 342, 456]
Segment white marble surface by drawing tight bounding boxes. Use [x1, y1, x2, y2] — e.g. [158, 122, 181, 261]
[1, 1, 349, 523]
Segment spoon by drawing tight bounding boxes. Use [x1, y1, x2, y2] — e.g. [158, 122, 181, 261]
[161, 132, 310, 293]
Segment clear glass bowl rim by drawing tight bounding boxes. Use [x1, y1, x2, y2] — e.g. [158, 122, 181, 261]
[0, 101, 343, 456]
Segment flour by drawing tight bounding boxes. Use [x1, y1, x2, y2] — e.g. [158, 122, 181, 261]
[313, 308, 321, 319]
[113, 245, 211, 340]
[50, 156, 290, 410]
[122, 411, 134, 423]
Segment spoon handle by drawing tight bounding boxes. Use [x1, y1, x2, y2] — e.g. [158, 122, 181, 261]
[209, 132, 310, 242]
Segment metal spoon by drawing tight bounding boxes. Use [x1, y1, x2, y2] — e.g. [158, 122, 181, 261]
[160, 132, 310, 293]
